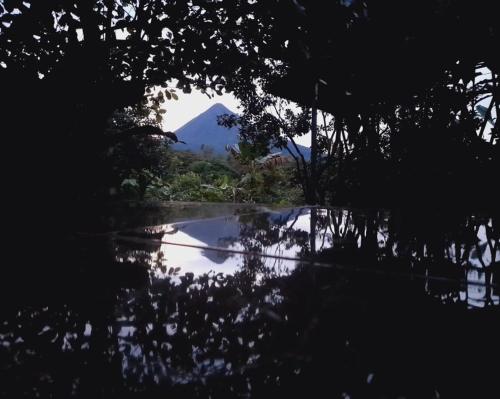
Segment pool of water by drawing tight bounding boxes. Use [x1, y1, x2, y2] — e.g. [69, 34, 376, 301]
[1, 206, 499, 398]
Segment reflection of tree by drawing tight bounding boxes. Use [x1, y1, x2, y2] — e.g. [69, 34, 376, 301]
[315, 208, 499, 307]
[128, 207, 499, 307]
[238, 208, 311, 258]
[1, 245, 354, 397]
[1, 208, 499, 397]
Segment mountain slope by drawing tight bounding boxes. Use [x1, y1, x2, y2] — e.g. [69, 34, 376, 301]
[171, 103, 310, 159]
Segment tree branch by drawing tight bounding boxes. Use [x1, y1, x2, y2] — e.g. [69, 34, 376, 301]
[478, 98, 494, 140]
[108, 125, 185, 144]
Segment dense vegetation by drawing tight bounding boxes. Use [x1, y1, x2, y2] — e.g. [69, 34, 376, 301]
[216, 1, 499, 206]
[108, 106, 303, 204]
[118, 149, 302, 205]
[1, 3, 499, 398]
[0, 0, 498, 210]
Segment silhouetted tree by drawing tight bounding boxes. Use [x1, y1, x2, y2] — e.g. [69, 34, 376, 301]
[1, 0, 499, 208]
[217, 0, 500, 207]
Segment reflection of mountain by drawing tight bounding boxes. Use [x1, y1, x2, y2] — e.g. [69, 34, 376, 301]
[200, 248, 233, 264]
[172, 103, 311, 159]
[177, 217, 240, 248]
[176, 217, 240, 264]
[174, 208, 307, 263]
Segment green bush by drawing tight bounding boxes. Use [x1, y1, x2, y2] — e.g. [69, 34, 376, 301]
[118, 151, 304, 205]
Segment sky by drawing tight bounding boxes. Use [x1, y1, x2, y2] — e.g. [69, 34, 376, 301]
[160, 67, 497, 148]
[161, 88, 312, 147]
[161, 89, 240, 132]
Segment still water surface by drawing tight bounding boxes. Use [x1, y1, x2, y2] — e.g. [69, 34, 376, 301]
[1, 206, 499, 398]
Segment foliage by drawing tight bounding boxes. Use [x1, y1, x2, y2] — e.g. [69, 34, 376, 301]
[2, 206, 498, 397]
[0, 0, 260, 202]
[215, 0, 499, 207]
[219, 94, 328, 203]
[1, 0, 499, 207]
[116, 147, 303, 205]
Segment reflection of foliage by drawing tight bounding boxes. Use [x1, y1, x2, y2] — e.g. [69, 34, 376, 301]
[2, 243, 347, 397]
[236, 209, 311, 257]
[1, 208, 499, 398]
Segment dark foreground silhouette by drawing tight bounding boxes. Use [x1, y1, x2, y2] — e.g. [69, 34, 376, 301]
[1, 206, 499, 398]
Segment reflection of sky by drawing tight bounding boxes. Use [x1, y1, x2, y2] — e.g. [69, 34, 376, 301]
[464, 269, 499, 308]
[120, 207, 499, 308]
[113, 247, 297, 385]
[158, 244, 243, 276]
[153, 244, 296, 278]
[159, 209, 335, 264]
[113, 210, 499, 385]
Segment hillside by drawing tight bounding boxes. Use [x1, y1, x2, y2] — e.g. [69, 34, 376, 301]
[171, 103, 311, 159]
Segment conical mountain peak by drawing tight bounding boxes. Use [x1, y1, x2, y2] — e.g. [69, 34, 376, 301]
[172, 103, 239, 154]
[171, 102, 310, 158]
[205, 102, 234, 114]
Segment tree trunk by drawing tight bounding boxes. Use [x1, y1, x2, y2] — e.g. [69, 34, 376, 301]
[310, 81, 319, 204]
